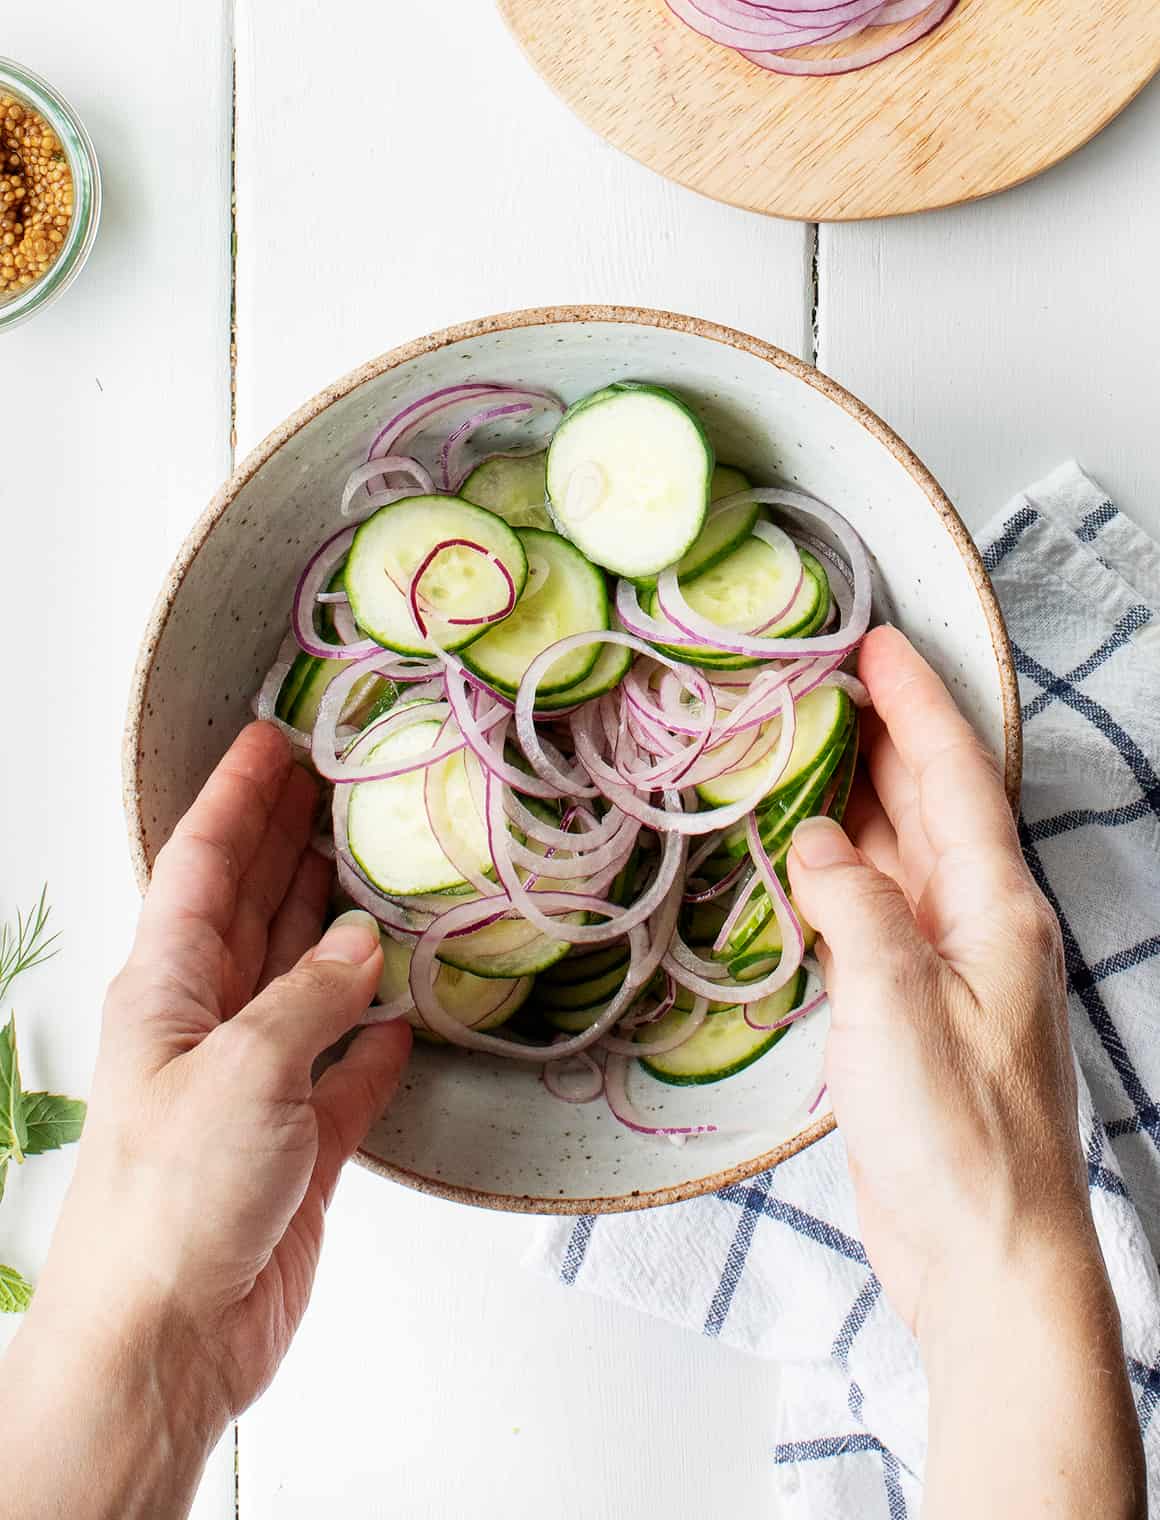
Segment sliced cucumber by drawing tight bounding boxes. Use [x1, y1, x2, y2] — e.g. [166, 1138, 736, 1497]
[278, 568, 387, 732]
[718, 725, 851, 864]
[377, 935, 531, 1042]
[460, 527, 609, 696]
[695, 686, 853, 808]
[280, 655, 395, 735]
[531, 639, 632, 713]
[546, 383, 712, 580]
[346, 715, 492, 895]
[681, 900, 729, 947]
[632, 465, 757, 591]
[720, 892, 819, 972]
[538, 943, 630, 987]
[535, 961, 627, 1012]
[639, 970, 806, 1086]
[460, 452, 552, 529]
[345, 495, 528, 657]
[543, 1001, 610, 1034]
[436, 912, 578, 979]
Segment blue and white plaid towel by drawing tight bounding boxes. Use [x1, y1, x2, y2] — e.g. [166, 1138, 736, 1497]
[528, 463, 1160, 1516]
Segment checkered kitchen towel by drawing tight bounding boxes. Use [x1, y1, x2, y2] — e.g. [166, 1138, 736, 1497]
[528, 463, 1160, 1516]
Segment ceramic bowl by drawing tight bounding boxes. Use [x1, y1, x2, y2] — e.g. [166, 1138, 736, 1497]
[124, 305, 1020, 1215]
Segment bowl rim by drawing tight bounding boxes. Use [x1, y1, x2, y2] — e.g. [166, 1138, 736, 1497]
[123, 301, 1022, 1216]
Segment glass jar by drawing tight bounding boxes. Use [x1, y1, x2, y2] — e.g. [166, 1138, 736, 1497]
[0, 57, 100, 333]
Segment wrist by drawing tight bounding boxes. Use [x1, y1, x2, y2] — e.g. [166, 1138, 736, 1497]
[0, 1291, 228, 1520]
[915, 1183, 1101, 1358]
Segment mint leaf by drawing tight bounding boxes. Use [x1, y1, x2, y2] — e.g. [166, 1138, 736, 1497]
[0, 1015, 26, 1161]
[0, 1156, 6, 1206]
[0, 1262, 33, 1313]
[21, 1093, 86, 1155]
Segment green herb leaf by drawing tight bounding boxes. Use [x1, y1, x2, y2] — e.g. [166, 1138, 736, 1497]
[0, 1262, 33, 1313]
[21, 1092, 86, 1155]
[0, 1015, 26, 1162]
[0, 1157, 7, 1206]
[0, 886, 60, 1007]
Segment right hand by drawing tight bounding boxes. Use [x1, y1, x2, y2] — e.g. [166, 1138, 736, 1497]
[786, 626, 1085, 1336]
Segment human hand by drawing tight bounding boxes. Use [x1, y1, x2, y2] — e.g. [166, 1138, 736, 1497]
[19, 724, 410, 1446]
[787, 627, 1144, 1519]
[787, 625, 1080, 1333]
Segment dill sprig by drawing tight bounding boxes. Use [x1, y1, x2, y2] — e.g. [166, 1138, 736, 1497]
[0, 887, 60, 1007]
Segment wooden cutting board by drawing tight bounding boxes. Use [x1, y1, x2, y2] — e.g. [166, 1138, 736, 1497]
[499, 0, 1160, 221]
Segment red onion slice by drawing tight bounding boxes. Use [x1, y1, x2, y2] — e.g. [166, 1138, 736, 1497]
[542, 1046, 606, 1105]
[602, 994, 709, 1056]
[604, 1054, 718, 1139]
[292, 525, 380, 661]
[340, 455, 434, 520]
[740, 0, 956, 74]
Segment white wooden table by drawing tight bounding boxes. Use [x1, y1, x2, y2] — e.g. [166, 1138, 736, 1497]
[2, 5, 1158, 1516]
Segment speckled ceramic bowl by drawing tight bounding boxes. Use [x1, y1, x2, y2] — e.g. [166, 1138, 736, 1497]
[125, 305, 1020, 1216]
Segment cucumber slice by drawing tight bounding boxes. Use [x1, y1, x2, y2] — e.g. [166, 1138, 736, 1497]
[695, 686, 853, 808]
[639, 970, 806, 1086]
[538, 943, 630, 987]
[531, 639, 633, 713]
[681, 901, 729, 947]
[345, 495, 528, 657]
[280, 655, 395, 735]
[718, 725, 851, 863]
[346, 716, 492, 895]
[460, 527, 609, 696]
[546, 383, 712, 579]
[436, 912, 578, 979]
[719, 725, 859, 963]
[536, 961, 628, 1012]
[649, 548, 828, 671]
[632, 465, 757, 591]
[543, 1001, 610, 1034]
[460, 452, 552, 530]
[377, 936, 531, 1042]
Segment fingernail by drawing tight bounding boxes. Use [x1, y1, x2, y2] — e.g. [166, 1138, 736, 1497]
[314, 909, 381, 966]
[791, 816, 857, 869]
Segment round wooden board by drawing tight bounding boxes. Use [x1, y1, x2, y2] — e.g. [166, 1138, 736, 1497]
[499, 0, 1160, 221]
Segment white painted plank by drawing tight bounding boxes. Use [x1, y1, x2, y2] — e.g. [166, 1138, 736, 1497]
[233, 0, 811, 453]
[0, 6, 233, 1515]
[239, 1165, 780, 1520]
[817, 80, 1160, 541]
[232, 5, 806, 1515]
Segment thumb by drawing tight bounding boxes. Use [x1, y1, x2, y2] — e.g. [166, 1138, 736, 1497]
[221, 910, 384, 1091]
[787, 817, 935, 1005]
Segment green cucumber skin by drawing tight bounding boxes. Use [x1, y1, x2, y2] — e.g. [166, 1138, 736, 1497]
[543, 1002, 610, 1034]
[460, 527, 609, 698]
[530, 639, 632, 713]
[648, 552, 826, 671]
[538, 943, 630, 987]
[345, 495, 528, 659]
[536, 969, 627, 1013]
[640, 969, 806, 1087]
[721, 721, 860, 962]
[436, 935, 574, 980]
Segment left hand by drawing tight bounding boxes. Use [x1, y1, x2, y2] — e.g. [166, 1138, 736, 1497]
[23, 722, 411, 1432]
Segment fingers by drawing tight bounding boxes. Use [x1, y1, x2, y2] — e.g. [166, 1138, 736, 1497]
[842, 768, 905, 892]
[140, 723, 295, 946]
[214, 911, 384, 1097]
[310, 1021, 412, 1205]
[258, 848, 333, 989]
[223, 764, 319, 1000]
[858, 627, 1019, 865]
[787, 816, 941, 1027]
[863, 721, 937, 896]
